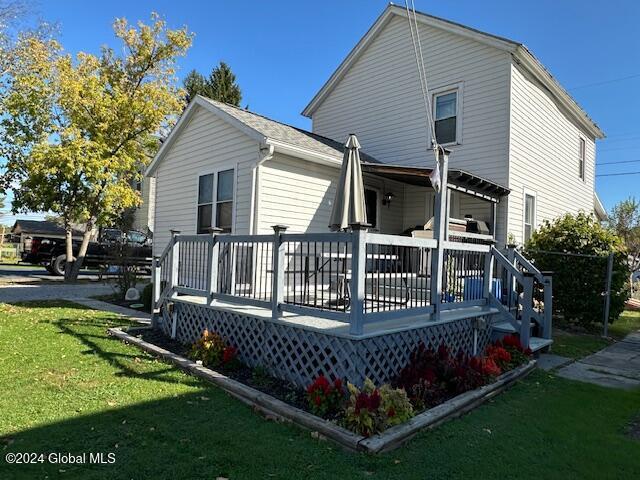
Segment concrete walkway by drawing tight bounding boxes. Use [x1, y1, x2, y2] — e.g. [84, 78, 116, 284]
[0, 279, 151, 325]
[557, 332, 640, 390]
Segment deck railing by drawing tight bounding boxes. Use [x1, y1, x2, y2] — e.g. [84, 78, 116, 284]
[152, 227, 551, 338]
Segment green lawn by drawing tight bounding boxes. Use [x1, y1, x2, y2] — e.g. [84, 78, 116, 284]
[551, 309, 640, 360]
[1, 302, 639, 480]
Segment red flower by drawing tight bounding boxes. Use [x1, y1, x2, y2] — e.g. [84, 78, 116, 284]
[314, 395, 322, 406]
[437, 344, 450, 360]
[423, 368, 437, 384]
[502, 335, 523, 351]
[482, 358, 502, 377]
[333, 378, 343, 391]
[387, 407, 396, 418]
[487, 345, 511, 364]
[369, 389, 381, 410]
[222, 346, 237, 364]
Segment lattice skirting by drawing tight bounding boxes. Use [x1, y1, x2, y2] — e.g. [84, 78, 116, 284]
[159, 299, 492, 388]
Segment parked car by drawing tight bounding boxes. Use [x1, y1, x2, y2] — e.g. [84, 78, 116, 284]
[22, 229, 152, 276]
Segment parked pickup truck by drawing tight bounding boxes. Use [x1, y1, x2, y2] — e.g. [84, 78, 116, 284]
[21, 229, 153, 276]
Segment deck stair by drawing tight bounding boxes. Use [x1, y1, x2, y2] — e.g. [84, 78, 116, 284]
[488, 247, 553, 354]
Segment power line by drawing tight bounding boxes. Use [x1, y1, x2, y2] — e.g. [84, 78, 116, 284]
[597, 159, 640, 165]
[568, 72, 640, 90]
[596, 171, 640, 177]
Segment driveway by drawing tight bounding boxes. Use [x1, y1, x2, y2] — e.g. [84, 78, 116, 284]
[0, 263, 110, 284]
[0, 263, 148, 303]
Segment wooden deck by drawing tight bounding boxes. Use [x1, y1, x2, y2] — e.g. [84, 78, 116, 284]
[172, 293, 500, 340]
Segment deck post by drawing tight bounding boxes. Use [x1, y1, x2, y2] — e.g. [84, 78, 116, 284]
[482, 249, 494, 301]
[349, 223, 369, 335]
[207, 227, 223, 304]
[429, 147, 450, 319]
[271, 225, 288, 319]
[169, 230, 181, 293]
[505, 244, 517, 310]
[520, 272, 534, 348]
[151, 256, 161, 328]
[541, 271, 553, 340]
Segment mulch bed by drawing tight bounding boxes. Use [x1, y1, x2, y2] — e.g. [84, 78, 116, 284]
[129, 328, 307, 411]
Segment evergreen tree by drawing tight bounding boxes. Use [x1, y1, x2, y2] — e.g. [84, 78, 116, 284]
[183, 61, 242, 106]
[183, 69, 210, 103]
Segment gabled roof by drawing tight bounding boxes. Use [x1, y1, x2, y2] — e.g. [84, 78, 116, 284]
[302, 4, 604, 139]
[146, 96, 379, 176]
[11, 220, 82, 236]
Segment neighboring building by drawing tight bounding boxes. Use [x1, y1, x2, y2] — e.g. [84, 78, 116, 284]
[131, 175, 156, 235]
[147, 5, 604, 254]
[10, 220, 84, 254]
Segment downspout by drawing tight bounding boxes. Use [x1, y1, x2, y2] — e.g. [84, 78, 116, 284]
[251, 143, 275, 234]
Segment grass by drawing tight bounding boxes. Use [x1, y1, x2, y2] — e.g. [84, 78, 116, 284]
[1, 301, 639, 480]
[551, 309, 640, 360]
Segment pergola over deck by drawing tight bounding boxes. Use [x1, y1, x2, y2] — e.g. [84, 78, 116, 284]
[361, 162, 510, 235]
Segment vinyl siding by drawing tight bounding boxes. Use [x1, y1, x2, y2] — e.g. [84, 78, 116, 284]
[132, 176, 155, 233]
[310, 15, 512, 187]
[508, 62, 596, 244]
[257, 153, 405, 234]
[152, 105, 257, 255]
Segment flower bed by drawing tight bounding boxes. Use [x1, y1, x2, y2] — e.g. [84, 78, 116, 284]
[111, 326, 535, 452]
[142, 326, 533, 438]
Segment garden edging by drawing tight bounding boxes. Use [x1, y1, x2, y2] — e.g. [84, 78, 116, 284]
[108, 326, 536, 453]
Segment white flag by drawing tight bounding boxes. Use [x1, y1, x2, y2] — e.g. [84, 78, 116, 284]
[429, 159, 441, 192]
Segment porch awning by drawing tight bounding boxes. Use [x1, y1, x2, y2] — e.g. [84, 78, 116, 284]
[360, 162, 510, 202]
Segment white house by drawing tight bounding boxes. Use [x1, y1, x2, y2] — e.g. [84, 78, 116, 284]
[147, 5, 605, 255]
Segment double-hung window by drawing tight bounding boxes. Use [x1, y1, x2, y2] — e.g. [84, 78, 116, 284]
[524, 193, 536, 243]
[434, 90, 458, 145]
[197, 169, 234, 234]
[578, 137, 586, 181]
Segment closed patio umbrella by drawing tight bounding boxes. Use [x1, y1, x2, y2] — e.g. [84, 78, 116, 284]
[329, 134, 368, 231]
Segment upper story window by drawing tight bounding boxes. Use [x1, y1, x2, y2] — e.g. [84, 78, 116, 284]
[197, 169, 234, 234]
[524, 192, 536, 243]
[579, 137, 586, 181]
[433, 89, 459, 145]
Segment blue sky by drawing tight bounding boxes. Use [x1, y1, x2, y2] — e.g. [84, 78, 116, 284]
[3, 0, 639, 223]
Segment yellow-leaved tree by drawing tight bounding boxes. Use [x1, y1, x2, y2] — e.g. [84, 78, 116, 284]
[0, 13, 193, 281]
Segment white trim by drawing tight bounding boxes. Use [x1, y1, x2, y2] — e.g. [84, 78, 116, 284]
[578, 136, 586, 182]
[195, 166, 237, 234]
[265, 139, 342, 167]
[522, 188, 537, 243]
[431, 82, 464, 147]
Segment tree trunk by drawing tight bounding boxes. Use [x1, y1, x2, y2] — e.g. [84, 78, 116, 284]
[63, 226, 74, 282]
[67, 222, 93, 282]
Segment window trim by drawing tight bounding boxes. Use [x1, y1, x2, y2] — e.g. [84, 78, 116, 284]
[578, 136, 586, 182]
[195, 166, 237, 234]
[522, 189, 537, 243]
[431, 82, 464, 147]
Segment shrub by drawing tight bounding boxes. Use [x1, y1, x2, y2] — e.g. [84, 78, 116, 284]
[189, 330, 237, 368]
[141, 283, 153, 312]
[305, 375, 345, 417]
[524, 212, 630, 328]
[343, 379, 413, 436]
[394, 343, 485, 410]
